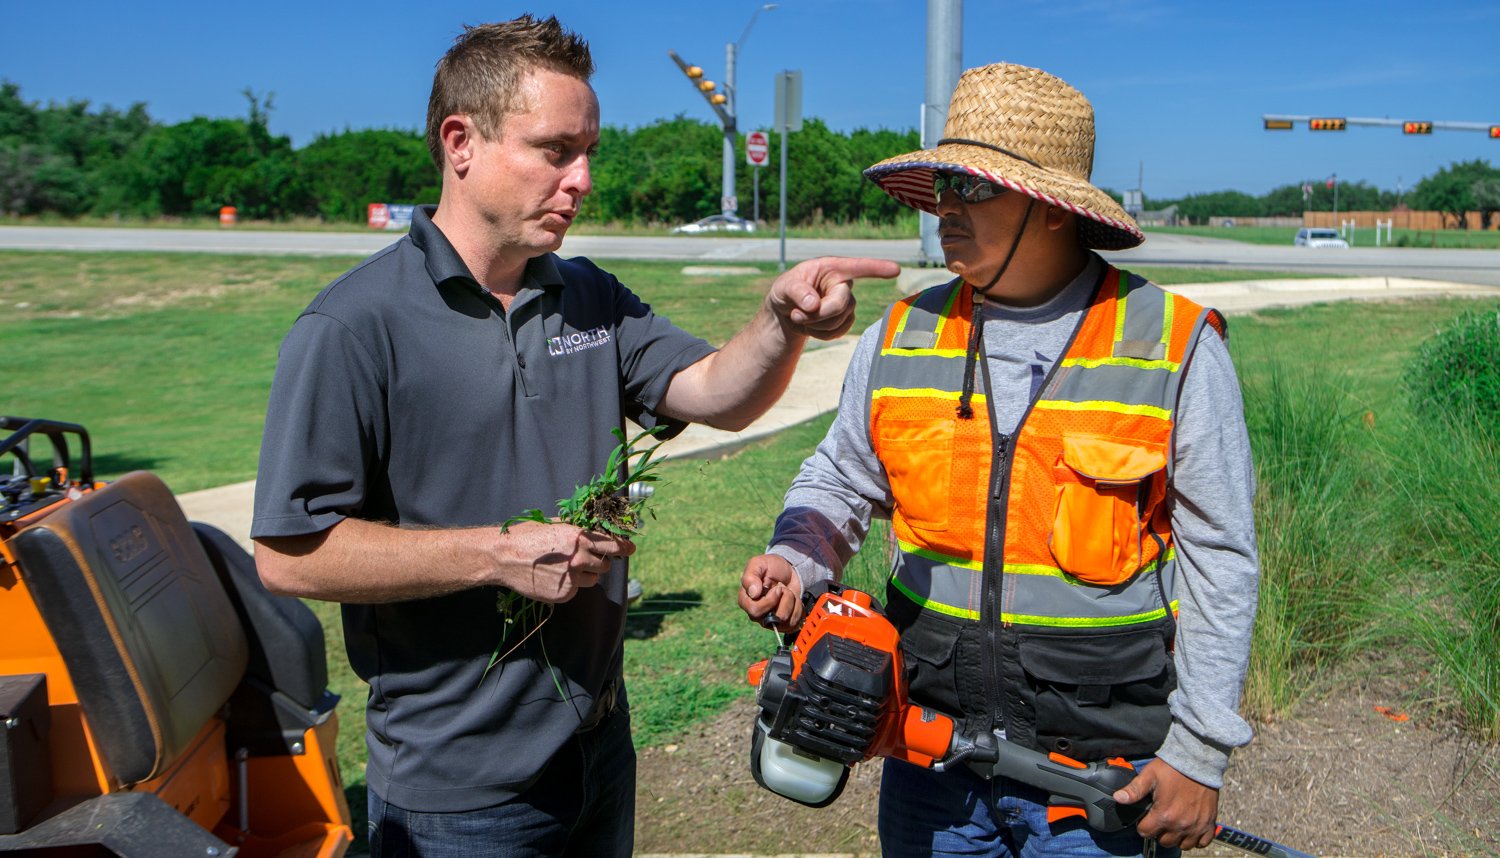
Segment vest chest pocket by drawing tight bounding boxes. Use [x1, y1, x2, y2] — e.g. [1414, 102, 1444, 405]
[1049, 434, 1166, 586]
[875, 417, 955, 532]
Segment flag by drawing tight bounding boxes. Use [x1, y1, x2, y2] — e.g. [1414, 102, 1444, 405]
[1326, 174, 1337, 189]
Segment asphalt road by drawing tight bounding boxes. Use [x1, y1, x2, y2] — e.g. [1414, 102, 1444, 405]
[3, 226, 1499, 287]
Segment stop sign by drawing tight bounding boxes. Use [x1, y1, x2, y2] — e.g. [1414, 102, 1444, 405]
[746, 130, 770, 167]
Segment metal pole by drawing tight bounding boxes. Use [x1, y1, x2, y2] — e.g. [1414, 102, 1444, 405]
[779, 116, 788, 272]
[920, 0, 962, 266]
[754, 166, 761, 223]
[724, 42, 738, 217]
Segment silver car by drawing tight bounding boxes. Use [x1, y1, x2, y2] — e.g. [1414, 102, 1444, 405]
[1294, 227, 1349, 248]
[670, 214, 757, 234]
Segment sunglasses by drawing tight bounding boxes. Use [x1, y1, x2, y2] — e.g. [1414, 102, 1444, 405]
[932, 171, 1007, 204]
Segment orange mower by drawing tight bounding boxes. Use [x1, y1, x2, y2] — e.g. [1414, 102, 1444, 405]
[0, 416, 352, 857]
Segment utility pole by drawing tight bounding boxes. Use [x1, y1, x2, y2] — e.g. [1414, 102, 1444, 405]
[919, 0, 962, 266]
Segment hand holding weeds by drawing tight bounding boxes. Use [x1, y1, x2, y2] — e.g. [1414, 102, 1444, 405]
[498, 519, 635, 604]
[485, 427, 666, 684]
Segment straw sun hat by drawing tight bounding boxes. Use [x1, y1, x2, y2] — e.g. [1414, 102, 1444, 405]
[865, 63, 1143, 251]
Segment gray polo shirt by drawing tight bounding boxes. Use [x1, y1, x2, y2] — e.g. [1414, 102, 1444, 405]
[252, 205, 715, 812]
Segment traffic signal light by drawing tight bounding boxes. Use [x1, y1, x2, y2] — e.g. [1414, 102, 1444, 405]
[1403, 121, 1433, 135]
[667, 50, 734, 129]
[1491, 126, 1500, 139]
[695, 78, 728, 105]
[1309, 118, 1347, 131]
[1263, 119, 1293, 130]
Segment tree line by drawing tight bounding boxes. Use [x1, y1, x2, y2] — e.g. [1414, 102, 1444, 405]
[2, 81, 1497, 228]
[1151, 160, 1500, 229]
[0, 82, 917, 226]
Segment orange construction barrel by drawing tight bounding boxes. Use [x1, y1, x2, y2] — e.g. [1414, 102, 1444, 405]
[219, 206, 237, 227]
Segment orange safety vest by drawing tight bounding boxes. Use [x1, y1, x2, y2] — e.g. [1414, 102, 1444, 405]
[867, 265, 1225, 759]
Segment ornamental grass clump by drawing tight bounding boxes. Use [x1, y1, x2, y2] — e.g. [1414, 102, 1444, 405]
[1406, 305, 1500, 432]
[486, 426, 666, 681]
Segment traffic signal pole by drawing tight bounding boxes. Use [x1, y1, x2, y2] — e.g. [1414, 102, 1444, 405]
[724, 42, 739, 217]
[1263, 113, 1499, 135]
[920, 0, 962, 266]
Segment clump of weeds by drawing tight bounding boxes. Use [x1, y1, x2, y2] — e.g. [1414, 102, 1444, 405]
[486, 426, 666, 686]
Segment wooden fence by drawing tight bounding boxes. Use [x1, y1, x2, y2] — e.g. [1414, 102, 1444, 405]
[1302, 210, 1499, 231]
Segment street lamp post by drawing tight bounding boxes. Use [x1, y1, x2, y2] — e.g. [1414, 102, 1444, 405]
[723, 4, 777, 217]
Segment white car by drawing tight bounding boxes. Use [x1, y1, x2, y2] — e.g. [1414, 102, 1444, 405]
[670, 214, 757, 234]
[1294, 227, 1349, 248]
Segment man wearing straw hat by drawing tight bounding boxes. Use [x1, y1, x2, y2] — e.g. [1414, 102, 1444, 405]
[739, 63, 1258, 855]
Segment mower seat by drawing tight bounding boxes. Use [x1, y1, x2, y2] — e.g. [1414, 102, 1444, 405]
[192, 521, 338, 754]
[9, 470, 249, 787]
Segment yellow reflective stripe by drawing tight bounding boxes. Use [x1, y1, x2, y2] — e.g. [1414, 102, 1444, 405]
[896, 539, 983, 571]
[1161, 297, 1175, 348]
[890, 575, 980, 620]
[891, 299, 915, 340]
[1059, 356, 1181, 371]
[878, 348, 969, 359]
[1004, 548, 1177, 583]
[873, 388, 986, 403]
[890, 283, 963, 347]
[934, 282, 961, 343]
[1114, 275, 1129, 342]
[1004, 601, 1179, 628]
[1034, 399, 1171, 420]
[1005, 562, 1072, 580]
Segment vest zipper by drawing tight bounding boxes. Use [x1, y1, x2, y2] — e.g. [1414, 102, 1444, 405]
[976, 265, 1105, 736]
[982, 431, 1011, 730]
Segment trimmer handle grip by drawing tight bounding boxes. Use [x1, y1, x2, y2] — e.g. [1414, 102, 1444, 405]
[974, 738, 1148, 832]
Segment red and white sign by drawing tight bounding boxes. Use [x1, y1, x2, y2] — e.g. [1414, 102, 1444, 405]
[746, 130, 770, 167]
[367, 203, 390, 229]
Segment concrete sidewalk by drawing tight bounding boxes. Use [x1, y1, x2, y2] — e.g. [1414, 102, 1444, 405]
[178, 273, 1500, 551]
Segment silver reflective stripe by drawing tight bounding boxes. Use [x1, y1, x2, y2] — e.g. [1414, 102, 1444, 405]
[892, 330, 938, 349]
[892, 550, 1178, 626]
[871, 352, 969, 392]
[887, 280, 962, 350]
[891, 550, 984, 618]
[1114, 273, 1169, 361]
[1047, 362, 1176, 410]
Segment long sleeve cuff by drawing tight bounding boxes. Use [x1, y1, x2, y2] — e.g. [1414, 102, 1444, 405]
[1155, 721, 1234, 789]
[766, 543, 835, 596]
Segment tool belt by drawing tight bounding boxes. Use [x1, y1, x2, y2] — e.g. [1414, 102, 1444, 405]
[577, 674, 622, 733]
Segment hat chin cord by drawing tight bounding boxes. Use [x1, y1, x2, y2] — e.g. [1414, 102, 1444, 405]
[957, 196, 1035, 419]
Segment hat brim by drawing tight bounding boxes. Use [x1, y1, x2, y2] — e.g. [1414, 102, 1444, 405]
[865, 142, 1144, 251]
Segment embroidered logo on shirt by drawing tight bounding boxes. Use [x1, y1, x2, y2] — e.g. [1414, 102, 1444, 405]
[547, 326, 611, 356]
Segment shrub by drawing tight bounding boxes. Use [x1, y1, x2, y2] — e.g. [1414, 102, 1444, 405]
[1406, 305, 1500, 430]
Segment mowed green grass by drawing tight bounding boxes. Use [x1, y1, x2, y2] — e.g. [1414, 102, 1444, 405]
[9, 248, 1496, 848]
[0, 250, 900, 492]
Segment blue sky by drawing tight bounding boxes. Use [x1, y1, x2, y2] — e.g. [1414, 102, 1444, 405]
[5, 0, 1497, 199]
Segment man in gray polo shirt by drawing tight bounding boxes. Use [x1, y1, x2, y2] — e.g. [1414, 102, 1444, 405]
[251, 15, 896, 858]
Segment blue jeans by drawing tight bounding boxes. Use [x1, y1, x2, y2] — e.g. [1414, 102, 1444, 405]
[878, 757, 1179, 858]
[367, 706, 635, 858]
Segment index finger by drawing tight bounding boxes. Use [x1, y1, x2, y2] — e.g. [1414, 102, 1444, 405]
[813, 256, 901, 282]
